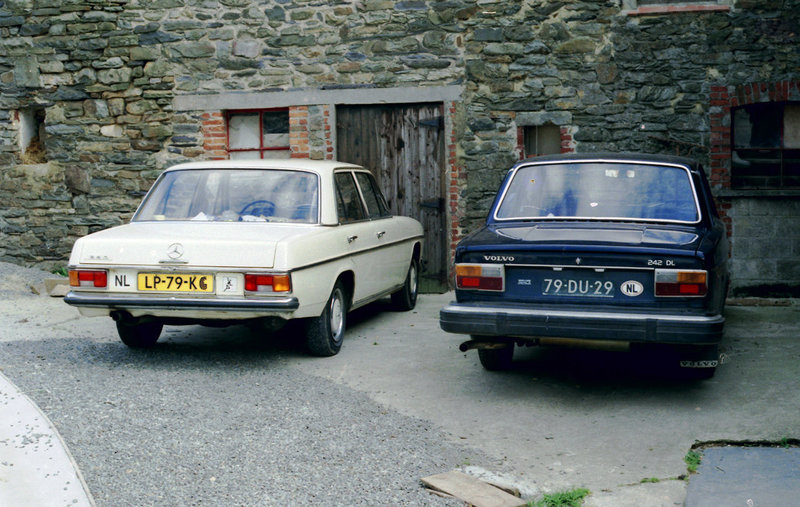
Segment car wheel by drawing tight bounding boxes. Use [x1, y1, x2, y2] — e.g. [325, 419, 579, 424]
[391, 258, 419, 311]
[477, 345, 514, 371]
[305, 281, 347, 357]
[116, 319, 163, 348]
[681, 367, 717, 380]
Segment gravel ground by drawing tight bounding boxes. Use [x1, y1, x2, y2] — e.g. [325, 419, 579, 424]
[0, 260, 53, 296]
[0, 262, 482, 506]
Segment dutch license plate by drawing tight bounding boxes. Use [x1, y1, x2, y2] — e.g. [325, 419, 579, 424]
[542, 276, 614, 297]
[138, 273, 214, 293]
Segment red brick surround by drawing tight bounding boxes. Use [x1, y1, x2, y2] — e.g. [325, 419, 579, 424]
[289, 106, 310, 159]
[200, 112, 227, 160]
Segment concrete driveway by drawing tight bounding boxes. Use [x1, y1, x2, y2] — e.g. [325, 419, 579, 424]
[290, 293, 800, 504]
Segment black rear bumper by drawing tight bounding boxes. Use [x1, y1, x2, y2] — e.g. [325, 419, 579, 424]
[439, 301, 724, 345]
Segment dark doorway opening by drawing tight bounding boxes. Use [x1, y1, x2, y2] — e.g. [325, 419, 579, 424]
[337, 103, 447, 293]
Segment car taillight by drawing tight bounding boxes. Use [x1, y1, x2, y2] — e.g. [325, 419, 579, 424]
[654, 269, 707, 297]
[245, 274, 291, 293]
[69, 269, 107, 288]
[455, 264, 504, 291]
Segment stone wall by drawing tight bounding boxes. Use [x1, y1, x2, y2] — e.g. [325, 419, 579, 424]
[0, 0, 465, 265]
[456, 0, 800, 295]
[0, 0, 798, 294]
[727, 199, 800, 297]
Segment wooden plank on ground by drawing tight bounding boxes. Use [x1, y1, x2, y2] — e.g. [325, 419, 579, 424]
[421, 471, 525, 507]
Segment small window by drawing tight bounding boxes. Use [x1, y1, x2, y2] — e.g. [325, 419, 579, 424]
[227, 109, 290, 160]
[625, 0, 728, 6]
[334, 172, 366, 223]
[523, 125, 561, 158]
[623, 0, 732, 12]
[18, 107, 47, 164]
[354, 172, 390, 218]
[732, 102, 800, 188]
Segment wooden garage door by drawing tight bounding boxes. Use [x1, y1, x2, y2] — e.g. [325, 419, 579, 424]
[337, 104, 447, 293]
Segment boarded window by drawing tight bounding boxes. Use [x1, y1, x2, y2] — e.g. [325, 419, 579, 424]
[732, 102, 800, 188]
[227, 109, 290, 160]
[523, 125, 561, 158]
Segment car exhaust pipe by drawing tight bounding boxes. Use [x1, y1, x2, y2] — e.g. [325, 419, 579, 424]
[110, 310, 133, 323]
[459, 340, 512, 352]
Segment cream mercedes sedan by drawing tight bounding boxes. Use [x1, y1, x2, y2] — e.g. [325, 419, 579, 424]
[65, 160, 423, 356]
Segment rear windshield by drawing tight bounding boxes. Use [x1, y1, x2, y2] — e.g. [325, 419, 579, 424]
[134, 169, 319, 223]
[494, 162, 700, 223]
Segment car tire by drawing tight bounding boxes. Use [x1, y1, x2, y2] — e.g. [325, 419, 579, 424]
[391, 258, 419, 311]
[681, 367, 716, 380]
[305, 281, 347, 357]
[116, 320, 163, 348]
[477, 345, 514, 371]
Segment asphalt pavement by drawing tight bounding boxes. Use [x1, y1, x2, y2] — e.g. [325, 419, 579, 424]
[0, 262, 798, 506]
[685, 446, 800, 507]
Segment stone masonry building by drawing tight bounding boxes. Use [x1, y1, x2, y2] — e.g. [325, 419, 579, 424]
[1, 0, 798, 295]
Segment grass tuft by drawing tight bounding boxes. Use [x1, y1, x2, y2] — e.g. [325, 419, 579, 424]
[530, 488, 591, 507]
[684, 450, 702, 474]
[51, 266, 69, 277]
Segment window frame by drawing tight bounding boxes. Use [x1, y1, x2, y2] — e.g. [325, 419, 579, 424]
[225, 108, 290, 159]
[622, 0, 732, 15]
[731, 101, 800, 190]
[522, 125, 562, 158]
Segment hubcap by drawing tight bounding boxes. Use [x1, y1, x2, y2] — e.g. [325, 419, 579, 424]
[329, 289, 344, 341]
[409, 264, 418, 297]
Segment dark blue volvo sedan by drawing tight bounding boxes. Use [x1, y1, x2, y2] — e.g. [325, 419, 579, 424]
[440, 153, 730, 378]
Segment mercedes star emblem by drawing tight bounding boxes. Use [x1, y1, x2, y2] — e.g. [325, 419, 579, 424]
[167, 243, 184, 259]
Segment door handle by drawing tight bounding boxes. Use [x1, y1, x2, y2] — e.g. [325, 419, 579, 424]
[347, 235, 358, 243]
[376, 231, 386, 239]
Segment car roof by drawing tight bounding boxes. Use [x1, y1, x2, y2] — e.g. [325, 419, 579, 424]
[515, 152, 701, 172]
[163, 159, 366, 176]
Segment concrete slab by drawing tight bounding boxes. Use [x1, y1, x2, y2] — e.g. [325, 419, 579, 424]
[684, 446, 800, 507]
[0, 371, 94, 507]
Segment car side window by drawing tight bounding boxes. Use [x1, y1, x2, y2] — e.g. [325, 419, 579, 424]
[355, 172, 391, 219]
[334, 172, 366, 223]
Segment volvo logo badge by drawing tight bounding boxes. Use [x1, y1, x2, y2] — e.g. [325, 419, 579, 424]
[167, 243, 184, 259]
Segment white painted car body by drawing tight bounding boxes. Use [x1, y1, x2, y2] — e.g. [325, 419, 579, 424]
[65, 160, 423, 352]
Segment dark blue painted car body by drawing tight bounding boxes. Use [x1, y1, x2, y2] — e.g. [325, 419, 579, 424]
[440, 153, 730, 375]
